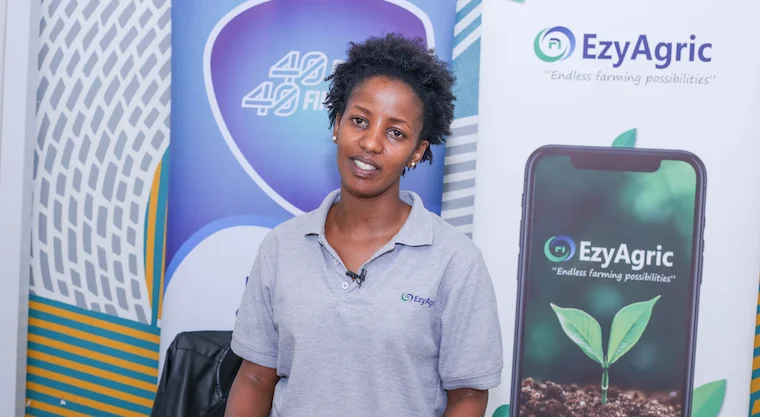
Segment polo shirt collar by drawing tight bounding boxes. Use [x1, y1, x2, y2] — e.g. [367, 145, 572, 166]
[304, 189, 433, 247]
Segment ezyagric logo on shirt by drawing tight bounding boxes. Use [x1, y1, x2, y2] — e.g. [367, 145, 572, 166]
[401, 293, 435, 308]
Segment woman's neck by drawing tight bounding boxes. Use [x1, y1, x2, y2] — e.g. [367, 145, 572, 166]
[328, 186, 411, 240]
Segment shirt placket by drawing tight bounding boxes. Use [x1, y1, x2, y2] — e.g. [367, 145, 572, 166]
[317, 234, 398, 299]
[317, 235, 357, 297]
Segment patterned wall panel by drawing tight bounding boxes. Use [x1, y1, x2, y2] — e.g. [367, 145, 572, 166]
[442, 0, 482, 238]
[27, 0, 171, 415]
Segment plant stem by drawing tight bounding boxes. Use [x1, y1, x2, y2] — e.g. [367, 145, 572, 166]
[601, 366, 609, 405]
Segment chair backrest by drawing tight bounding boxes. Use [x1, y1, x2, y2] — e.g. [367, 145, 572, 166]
[151, 331, 242, 417]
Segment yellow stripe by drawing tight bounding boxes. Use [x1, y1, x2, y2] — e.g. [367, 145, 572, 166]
[754, 355, 760, 371]
[146, 161, 162, 305]
[29, 317, 158, 361]
[28, 350, 156, 392]
[28, 334, 157, 377]
[757, 313, 760, 327]
[753, 398, 760, 415]
[30, 300, 159, 345]
[756, 333, 760, 349]
[158, 200, 168, 322]
[752, 377, 760, 394]
[27, 399, 90, 417]
[28, 366, 153, 408]
[27, 382, 144, 417]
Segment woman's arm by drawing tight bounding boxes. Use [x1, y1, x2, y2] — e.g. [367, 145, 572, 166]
[225, 360, 280, 417]
[437, 251, 503, 417]
[443, 388, 489, 417]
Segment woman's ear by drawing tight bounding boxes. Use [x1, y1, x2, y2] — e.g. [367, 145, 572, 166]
[408, 140, 430, 169]
[332, 114, 342, 143]
[334, 114, 342, 137]
[414, 140, 430, 165]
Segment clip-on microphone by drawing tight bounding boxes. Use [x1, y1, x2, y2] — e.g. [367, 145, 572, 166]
[346, 269, 367, 287]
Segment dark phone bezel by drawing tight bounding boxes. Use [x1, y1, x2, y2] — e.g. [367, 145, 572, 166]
[509, 144, 707, 417]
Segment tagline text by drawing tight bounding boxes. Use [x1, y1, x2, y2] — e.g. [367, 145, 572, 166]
[544, 69, 716, 87]
[551, 266, 676, 283]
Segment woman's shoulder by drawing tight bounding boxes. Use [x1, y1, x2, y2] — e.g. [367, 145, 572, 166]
[401, 190, 481, 257]
[425, 210, 483, 261]
[424, 212, 494, 296]
[256, 207, 324, 251]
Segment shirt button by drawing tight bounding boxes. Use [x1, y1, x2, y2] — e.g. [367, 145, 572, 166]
[341, 282, 349, 290]
[334, 259, 339, 265]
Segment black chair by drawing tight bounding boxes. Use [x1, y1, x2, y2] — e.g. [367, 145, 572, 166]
[151, 331, 242, 417]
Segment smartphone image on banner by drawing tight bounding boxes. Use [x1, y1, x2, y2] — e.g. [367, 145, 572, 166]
[510, 145, 706, 417]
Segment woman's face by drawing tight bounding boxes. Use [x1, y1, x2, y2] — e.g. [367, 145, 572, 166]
[333, 76, 429, 200]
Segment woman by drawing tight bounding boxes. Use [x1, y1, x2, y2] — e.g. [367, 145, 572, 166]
[226, 33, 503, 417]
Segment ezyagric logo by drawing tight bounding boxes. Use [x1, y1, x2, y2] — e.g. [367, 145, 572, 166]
[544, 235, 576, 262]
[534, 26, 576, 62]
[401, 293, 435, 308]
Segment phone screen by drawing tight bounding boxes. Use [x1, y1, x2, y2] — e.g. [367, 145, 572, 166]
[514, 150, 702, 417]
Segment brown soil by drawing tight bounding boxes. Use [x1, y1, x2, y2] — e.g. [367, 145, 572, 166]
[518, 378, 682, 417]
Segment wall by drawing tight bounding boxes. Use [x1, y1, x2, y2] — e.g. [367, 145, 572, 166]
[24, 0, 171, 415]
[0, 0, 39, 415]
[0, 0, 6, 144]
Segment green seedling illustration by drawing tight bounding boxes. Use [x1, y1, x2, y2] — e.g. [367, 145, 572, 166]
[550, 295, 660, 405]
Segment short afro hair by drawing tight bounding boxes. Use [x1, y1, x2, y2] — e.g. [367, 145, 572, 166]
[324, 33, 456, 165]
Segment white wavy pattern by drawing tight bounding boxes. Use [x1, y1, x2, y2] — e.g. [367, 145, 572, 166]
[442, 0, 482, 238]
[31, 0, 171, 323]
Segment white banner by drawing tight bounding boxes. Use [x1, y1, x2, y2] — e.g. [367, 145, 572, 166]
[476, 0, 760, 416]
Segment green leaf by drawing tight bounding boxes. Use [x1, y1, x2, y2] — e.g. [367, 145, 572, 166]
[612, 128, 637, 148]
[606, 295, 660, 365]
[550, 303, 605, 365]
[691, 380, 726, 417]
[492, 404, 510, 417]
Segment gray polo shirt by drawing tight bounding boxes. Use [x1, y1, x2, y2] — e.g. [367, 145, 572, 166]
[231, 189, 503, 416]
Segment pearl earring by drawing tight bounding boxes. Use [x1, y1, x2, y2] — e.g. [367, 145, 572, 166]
[410, 161, 416, 168]
[332, 135, 337, 143]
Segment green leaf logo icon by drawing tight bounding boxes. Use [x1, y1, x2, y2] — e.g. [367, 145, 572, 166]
[607, 295, 660, 365]
[691, 380, 726, 417]
[612, 128, 637, 148]
[550, 303, 605, 365]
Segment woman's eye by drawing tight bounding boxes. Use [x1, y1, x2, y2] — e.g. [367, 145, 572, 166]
[389, 129, 404, 139]
[351, 117, 366, 127]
